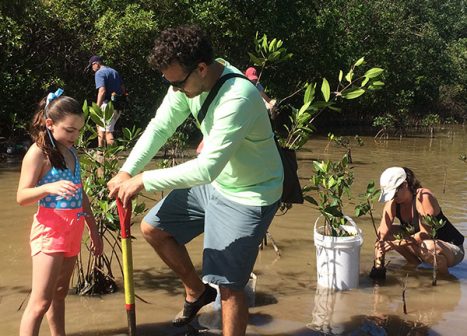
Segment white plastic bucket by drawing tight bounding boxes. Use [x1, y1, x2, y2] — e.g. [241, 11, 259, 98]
[314, 216, 363, 290]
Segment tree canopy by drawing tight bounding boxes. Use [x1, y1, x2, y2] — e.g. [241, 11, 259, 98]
[1, 0, 465, 138]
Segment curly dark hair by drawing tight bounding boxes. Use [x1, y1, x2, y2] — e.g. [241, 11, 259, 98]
[402, 167, 422, 194]
[148, 24, 214, 72]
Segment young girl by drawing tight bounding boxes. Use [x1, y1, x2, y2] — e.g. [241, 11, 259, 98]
[17, 90, 103, 336]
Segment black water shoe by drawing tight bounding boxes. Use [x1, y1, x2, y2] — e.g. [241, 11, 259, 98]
[172, 284, 218, 327]
[369, 266, 386, 280]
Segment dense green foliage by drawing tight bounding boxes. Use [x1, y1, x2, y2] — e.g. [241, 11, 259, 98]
[1, 0, 465, 139]
[304, 154, 355, 237]
[75, 101, 147, 294]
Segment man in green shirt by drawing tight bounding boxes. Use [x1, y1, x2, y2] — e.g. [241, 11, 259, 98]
[108, 25, 283, 335]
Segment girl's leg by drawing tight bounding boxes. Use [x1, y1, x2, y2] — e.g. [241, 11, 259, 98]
[46, 256, 77, 336]
[20, 252, 64, 336]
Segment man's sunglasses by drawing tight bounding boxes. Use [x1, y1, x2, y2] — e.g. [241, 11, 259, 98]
[162, 66, 197, 89]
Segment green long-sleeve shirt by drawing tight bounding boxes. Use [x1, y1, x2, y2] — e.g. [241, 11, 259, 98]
[121, 60, 283, 206]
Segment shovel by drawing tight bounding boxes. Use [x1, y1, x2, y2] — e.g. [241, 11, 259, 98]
[116, 198, 136, 336]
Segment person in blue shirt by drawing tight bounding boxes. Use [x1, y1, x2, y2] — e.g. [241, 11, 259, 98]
[87, 56, 126, 146]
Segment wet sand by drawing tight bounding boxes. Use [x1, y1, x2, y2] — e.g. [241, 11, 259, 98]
[0, 126, 466, 335]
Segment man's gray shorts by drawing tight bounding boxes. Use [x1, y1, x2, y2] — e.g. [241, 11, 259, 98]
[143, 184, 279, 291]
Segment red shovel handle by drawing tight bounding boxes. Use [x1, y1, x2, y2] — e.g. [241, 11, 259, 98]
[116, 198, 136, 336]
[116, 198, 132, 238]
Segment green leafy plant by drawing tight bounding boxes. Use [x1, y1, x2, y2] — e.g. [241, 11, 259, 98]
[373, 113, 397, 139]
[2, 112, 29, 156]
[75, 101, 147, 295]
[303, 154, 355, 236]
[327, 133, 364, 163]
[248, 33, 293, 82]
[355, 181, 380, 236]
[355, 181, 388, 269]
[249, 35, 384, 226]
[9, 112, 28, 138]
[249, 35, 384, 151]
[279, 58, 383, 150]
[392, 224, 417, 243]
[423, 214, 446, 286]
[421, 113, 441, 138]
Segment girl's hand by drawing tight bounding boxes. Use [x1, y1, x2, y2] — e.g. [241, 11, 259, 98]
[89, 229, 103, 256]
[47, 180, 79, 199]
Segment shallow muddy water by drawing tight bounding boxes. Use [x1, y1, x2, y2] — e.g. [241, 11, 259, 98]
[0, 126, 465, 335]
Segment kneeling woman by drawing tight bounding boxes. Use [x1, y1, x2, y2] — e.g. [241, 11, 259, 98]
[370, 167, 464, 279]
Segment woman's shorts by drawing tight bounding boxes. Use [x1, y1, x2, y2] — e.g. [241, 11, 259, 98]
[143, 184, 279, 291]
[30, 207, 85, 257]
[448, 243, 465, 266]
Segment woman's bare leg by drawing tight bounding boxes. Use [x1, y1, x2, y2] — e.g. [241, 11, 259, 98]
[393, 244, 422, 265]
[419, 240, 455, 274]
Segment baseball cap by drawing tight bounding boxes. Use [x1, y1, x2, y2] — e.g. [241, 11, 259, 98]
[84, 55, 102, 72]
[88, 55, 102, 65]
[378, 167, 407, 202]
[245, 67, 258, 81]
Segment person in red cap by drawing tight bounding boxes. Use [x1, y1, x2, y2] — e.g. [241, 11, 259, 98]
[245, 67, 275, 110]
[370, 167, 464, 280]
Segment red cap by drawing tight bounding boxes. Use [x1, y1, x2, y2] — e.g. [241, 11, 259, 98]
[245, 67, 258, 81]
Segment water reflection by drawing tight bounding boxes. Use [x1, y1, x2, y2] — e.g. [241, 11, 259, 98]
[307, 271, 461, 336]
[308, 287, 354, 334]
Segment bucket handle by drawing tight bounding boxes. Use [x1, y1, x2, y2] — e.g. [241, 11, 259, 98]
[313, 215, 323, 234]
[313, 214, 363, 237]
[343, 215, 363, 236]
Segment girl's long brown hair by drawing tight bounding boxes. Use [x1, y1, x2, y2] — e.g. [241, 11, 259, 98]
[30, 95, 82, 170]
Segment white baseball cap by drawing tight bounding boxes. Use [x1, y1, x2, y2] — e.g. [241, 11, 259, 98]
[378, 167, 407, 202]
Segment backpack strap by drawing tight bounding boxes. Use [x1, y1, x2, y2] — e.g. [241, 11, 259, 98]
[197, 73, 248, 124]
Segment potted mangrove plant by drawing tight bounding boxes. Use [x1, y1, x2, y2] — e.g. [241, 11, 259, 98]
[304, 154, 363, 290]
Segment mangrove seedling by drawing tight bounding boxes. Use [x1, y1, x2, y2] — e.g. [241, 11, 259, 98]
[76, 100, 147, 295]
[423, 214, 446, 286]
[303, 154, 355, 237]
